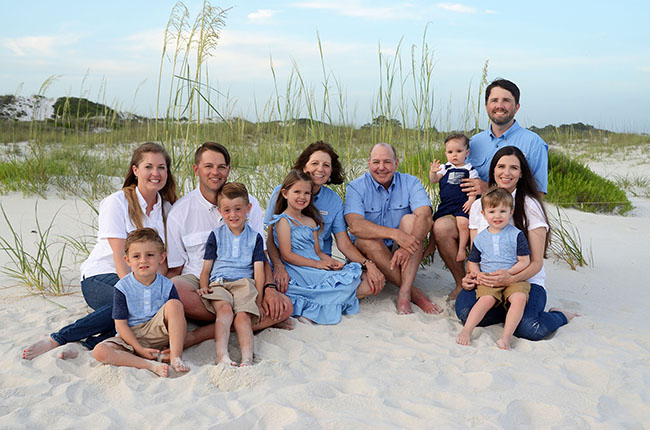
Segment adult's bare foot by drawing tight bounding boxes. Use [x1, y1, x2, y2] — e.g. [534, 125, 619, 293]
[57, 348, 79, 360]
[549, 308, 579, 322]
[273, 317, 295, 330]
[23, 336, 60, 360]
[496, 338, 510, 350]
[411, 289, 441, 314]
[447, 285, 462, 301]
[397, 294, 414, 315]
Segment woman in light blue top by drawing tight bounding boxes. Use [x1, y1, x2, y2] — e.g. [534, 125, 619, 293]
[264, 141, 385, 293]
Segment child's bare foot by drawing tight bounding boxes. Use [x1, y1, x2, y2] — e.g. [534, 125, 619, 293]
[456, 248, 466, 262]
[217, 354, 236, 366]
[456, 330, 472, 346]
[57, 348, 79, 360]
[496, 338, 510, 350]
[23, 336, 60, 360]
[171, 357, 190, 372]
[151, 362, 170, 377]
[240, 358, 254, 367]
[273, 317, 295, 330]
[549, 308, 579, 322]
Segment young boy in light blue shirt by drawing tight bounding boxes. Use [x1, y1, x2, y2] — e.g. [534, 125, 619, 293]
[93, 228, 190, 377]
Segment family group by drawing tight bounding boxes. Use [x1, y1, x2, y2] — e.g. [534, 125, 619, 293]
[22, 79, 576, 376]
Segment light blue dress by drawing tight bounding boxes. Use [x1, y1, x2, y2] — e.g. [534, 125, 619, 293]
[268, 213, 361, 324]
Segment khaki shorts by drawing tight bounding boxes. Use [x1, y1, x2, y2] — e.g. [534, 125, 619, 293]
[476, 281, 530, 308]
[102, 305, 169, 353]
[200, 278, 260, 324]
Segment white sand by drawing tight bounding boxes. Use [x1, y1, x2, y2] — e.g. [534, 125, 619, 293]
[1, 168, 649, 428]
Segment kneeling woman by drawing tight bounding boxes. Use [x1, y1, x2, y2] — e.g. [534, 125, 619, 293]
[268, 171, 372, 324]
[455, 146, 576, 341]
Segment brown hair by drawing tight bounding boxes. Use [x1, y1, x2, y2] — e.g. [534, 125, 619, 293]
[218, 182, 249, 206]
[480, 187, 514, 210]
[292, 141, 344, 185]
[273, 170, 323, 227]
[122, 143, 178, 232]
[488, 146, 550, 254]
[124, 228, 165, 255]
[194, 142, 230, 166]
[444, 133, 470, 149]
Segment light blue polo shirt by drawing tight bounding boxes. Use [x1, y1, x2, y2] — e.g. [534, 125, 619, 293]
[468, 120, 548, 193]
[344, 171, 431, 247]
[264, 184, 347, 256]
[112, 273, 178, 327]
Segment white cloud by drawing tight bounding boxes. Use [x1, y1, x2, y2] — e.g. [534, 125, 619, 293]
[640, 66, 650, 73]
[248, 9, 276, 22]
[436, 3, 477, 14]
[123, 29, 165, 54]
[3, 34, 83, 57]
[293, 1, 421, 21]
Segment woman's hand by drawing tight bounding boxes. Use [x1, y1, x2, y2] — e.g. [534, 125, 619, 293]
[461, 272, 478, 290]
[461, 178, 488, 198]
[364, 261, 385, 294]
[477, 269, 513, 287]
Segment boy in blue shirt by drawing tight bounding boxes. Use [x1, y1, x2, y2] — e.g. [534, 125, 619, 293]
[198, 183, 266, 366]
[456, 188, 530, 350]
[93, 228, 190, 377]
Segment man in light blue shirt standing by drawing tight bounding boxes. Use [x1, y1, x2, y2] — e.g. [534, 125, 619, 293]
[345, 143, 442, 315]
[436, 79, 548, 300]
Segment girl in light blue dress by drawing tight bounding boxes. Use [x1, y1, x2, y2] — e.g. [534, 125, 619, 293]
[268, 170, 371, 324]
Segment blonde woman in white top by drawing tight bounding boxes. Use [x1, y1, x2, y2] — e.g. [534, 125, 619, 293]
[23, 143, 178, 359]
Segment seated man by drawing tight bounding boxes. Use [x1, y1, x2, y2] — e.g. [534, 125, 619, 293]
[344, 143, 441, 315]
[166, 142, 293, 347]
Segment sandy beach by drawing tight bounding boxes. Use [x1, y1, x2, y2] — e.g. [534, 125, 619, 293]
[1, 159, 649, 429]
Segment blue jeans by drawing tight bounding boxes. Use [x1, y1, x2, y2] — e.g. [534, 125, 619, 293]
[455, 283, 568, 341]
[50, 273, 119, 349]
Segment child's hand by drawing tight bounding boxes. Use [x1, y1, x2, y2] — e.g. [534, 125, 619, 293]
[462, 200, 472, 213]
[429, 160, 442, 182]
[256, 297, 266, 321]
[137, 347, 161, 360]
[197, 286, 212, 296]
[322, 256, 343, 270]
[314, 259, 332, 270]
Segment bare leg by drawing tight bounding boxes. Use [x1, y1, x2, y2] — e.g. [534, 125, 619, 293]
[183, 324, 215, 348]
[456, 216, 470, 262]
[213, 301, 235, 366]
[457, 295, 497, 346]
[356, 274, 373, 299]
[434, 216, 465, 300]
[57, 348, 79, 360]
[423, 225, 436, 260]
[549, 308, 579, 322]
[234, 312, 254, 366]
[173, 277, 214, 321]
[498, 293, 526, 350]
[23, 336, 60, 360]
[93, 342, 169, 377]
[251, 293, 294, 331]
[164, 300, 189, 372]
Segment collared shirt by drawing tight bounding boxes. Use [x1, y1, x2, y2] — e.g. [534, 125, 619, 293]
[469, 224, 530, 274]
[468, 190, 549, 286]
[166, 187, 265, 277]
[204, 224, 266, 282]
[112, 272, 179, 327]
[263, 184, 347, 256]
[80, 187, 171, 279]
[468, 120, 549, 193]
[344, 171, 431, 247]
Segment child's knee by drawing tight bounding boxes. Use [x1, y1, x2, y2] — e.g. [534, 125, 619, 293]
[92, 343, 110, 362]
[508, 292, 527, 306]
[234, 312, 251, 325]
[214, 301, 234, 318]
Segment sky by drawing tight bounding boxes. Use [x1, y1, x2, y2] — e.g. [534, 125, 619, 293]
[2, 0, 649, 132]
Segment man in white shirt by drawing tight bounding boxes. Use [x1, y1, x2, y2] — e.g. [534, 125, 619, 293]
[166, 142, 293, 346]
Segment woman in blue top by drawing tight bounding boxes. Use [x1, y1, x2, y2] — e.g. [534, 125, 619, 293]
[264, 141, 385, 293]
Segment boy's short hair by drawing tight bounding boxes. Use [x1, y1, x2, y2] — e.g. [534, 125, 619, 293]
[481, 187, 514, 210]
[124, 228, 165, 254]
[444, 133, 470, 149]
[218, 182, 249, 206]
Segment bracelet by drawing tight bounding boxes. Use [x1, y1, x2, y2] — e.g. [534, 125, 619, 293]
[263, 283, 278, 298]
[361, 259, 372, 271]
